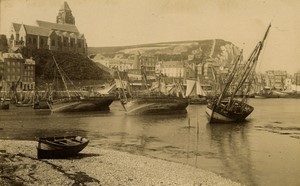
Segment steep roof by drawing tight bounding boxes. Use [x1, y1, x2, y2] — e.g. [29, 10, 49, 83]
[12, 23, 22, 33]
[36, 20, 79, 33]
[60, 1, 72, 11]
[23, 25, 51, 36]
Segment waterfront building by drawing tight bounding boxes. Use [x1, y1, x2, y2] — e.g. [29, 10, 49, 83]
[265, 70, 287, 90]
[0, 52, 35, 91]
[108, 53, 135, 71]
[159, 60, 186, 78]
[137, 55, 157, 76]
[8, 1, 87, 56]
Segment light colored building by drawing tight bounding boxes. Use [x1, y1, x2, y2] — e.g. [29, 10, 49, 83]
[108, 53, 136, 71]
[160, 60, 185, 78]
[265, 70, 287, 90]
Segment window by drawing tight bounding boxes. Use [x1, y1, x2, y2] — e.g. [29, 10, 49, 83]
[40, 38, 44, 46]
[70, 40, 73, 47]
[78, 41, 81, 48]
[28, 37, 32, 44]
[33, 38, 36, 44]
[10, 34, 14, 40]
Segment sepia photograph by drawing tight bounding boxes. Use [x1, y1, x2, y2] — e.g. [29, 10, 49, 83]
[0, 0, 299, 185]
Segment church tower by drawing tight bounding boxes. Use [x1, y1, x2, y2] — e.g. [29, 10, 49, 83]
[56, 1, 75, 25]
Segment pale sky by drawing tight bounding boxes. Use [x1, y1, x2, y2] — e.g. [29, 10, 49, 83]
[1, 0, 300, 73]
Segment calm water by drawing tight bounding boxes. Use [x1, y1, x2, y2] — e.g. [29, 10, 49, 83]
[0, 99, 300, 186]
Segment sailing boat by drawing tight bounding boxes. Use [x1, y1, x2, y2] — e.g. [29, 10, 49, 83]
[115, 67, 188, 115]
[47, 56, 114, 112]
[206, 24, 271, 123]
[185, 76, 207, 104]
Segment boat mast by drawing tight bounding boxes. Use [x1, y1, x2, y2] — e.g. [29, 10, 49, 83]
[217, 50, 243, 105]
[141, 66, 150, 96]
[52, 56, 71, 99]
[115, 69, 128, 102]
[230, 23, 271, 99]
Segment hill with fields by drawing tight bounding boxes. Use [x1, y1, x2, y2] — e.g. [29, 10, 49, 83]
[89, 39, 240, 67]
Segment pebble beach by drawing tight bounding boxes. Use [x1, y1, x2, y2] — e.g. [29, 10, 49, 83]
[0, 140, 242, 186]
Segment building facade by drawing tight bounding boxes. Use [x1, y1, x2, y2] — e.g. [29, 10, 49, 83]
[0, 53, 35, 91]
[8, 2, 87, 56]
[265, 70, 287, 90]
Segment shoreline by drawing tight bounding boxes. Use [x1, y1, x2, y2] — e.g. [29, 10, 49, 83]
[0, 139, 242, 186]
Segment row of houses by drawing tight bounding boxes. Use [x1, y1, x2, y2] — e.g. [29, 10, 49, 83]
[256, 70, 300, 91]
[92, 53, 224, 79]
[92, 52, 300, 92]
[0, 52, 35, 91]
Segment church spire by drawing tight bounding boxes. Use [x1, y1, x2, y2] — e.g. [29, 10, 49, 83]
[56, 1, 75, 25]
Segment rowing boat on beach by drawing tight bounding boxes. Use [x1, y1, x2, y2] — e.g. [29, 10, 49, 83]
[37, 136, 89, 159]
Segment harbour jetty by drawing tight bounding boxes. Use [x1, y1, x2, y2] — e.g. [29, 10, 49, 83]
[0, 140, 241, 186]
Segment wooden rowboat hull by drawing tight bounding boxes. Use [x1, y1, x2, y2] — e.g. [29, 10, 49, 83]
[37, 136, 89, 159]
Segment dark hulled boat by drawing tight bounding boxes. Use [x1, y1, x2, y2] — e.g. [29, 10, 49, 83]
[206, 24, 271, 123]
[48, 96, 114, 112]
[47, 56, 114, 112]
[37, 136, 89, 159]
[120, 95, 188, 115]
[115, 68, 188, 115]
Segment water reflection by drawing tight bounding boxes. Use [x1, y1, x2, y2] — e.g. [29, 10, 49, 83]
[1, 100, 300, 186]
[208, 123, 257, 186]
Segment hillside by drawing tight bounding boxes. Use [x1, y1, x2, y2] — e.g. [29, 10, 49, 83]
[28, 50, 111, 82]
[89, 39, 240, 66]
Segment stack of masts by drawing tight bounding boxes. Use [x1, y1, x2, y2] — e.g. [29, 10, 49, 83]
[218, 24, 271, 111]
[51, 56, 83, 99]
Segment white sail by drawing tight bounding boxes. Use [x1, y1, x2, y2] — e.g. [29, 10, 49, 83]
[196, 80, 206, 96]
[185, 79, 196, 97]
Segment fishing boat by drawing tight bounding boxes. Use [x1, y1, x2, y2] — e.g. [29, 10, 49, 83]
[37, 136, 89, 159]
[115, 68, 188, 115]
[47, 56, 114, 112]
[206, 24, 271, 123]
[185, 77, 207, 105]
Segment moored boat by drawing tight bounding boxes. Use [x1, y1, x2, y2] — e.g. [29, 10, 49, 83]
[37, 136, 89, 159]
[47, 56, 114, 112]
[206, 24, 271, 123]
[121, 95, 188, 115]
[185, 74, 208, 105]
[115, 68, 188, 115]
[48, 96, 114, 112]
